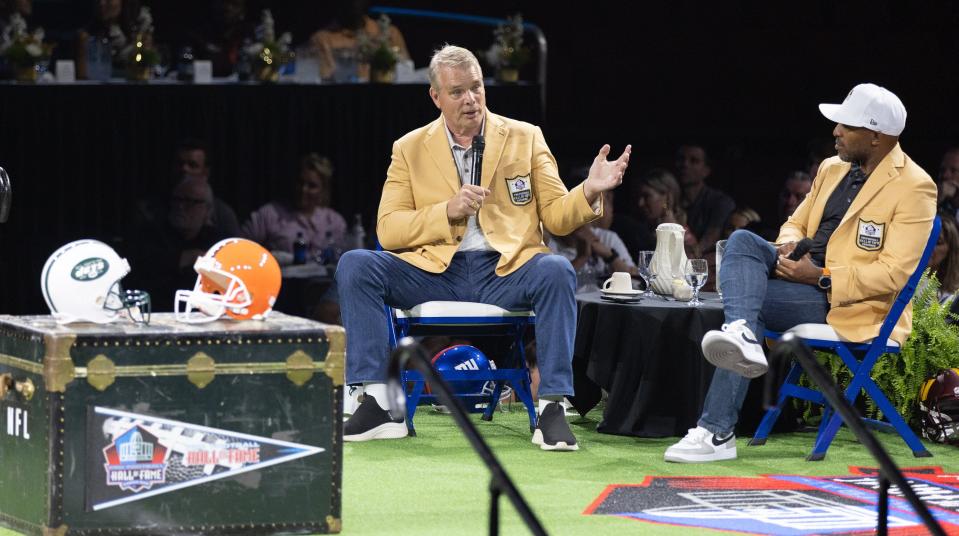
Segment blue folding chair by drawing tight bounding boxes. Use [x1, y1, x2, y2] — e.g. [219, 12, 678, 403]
[750, 216, 941, 460]
[386, 301, 538, 437]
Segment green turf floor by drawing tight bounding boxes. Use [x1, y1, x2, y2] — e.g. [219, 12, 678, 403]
[2, 406, 957, 535]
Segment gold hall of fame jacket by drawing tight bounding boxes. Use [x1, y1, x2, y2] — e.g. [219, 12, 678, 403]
[376, 111, 602, 276]
[777, 143, 937, 345]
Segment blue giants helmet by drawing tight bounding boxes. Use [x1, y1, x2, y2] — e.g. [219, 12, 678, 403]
[430, 345, 492, 395]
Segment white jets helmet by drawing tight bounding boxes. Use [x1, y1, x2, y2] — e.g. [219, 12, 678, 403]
[41, 239, 151, 324]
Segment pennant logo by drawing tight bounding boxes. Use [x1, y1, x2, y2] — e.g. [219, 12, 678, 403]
[88, 406, 324, 511]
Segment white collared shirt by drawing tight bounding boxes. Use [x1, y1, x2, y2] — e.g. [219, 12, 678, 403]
[444, 120, 493, 252]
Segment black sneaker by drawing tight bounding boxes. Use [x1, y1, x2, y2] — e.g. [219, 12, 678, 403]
[343, 395, 408, 442]
[531, 402, 579, 451]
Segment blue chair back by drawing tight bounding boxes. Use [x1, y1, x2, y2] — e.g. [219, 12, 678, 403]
[874, 216, 941, 344]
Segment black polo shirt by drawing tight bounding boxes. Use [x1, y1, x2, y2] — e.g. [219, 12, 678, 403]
[808, 164, 868, 265]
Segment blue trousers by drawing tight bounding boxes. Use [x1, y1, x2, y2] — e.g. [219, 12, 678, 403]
[698, 230, 830, 435]
[335, 250, 578, 396]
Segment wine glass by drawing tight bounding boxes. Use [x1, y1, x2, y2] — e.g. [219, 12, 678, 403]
[637, 250, 657, 298]
[684, 258, 708, 307]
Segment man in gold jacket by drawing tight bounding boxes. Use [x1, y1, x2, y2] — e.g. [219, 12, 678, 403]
[336, 45, 631, 450]
[665, 83, 937, 463]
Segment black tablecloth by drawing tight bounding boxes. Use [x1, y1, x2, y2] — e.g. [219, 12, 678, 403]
[570, 290, 725, 437]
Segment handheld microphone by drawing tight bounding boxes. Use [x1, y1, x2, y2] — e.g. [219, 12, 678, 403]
[787, 238, 814, 261]
[0, 166, 10, 223]
[471, 135, 485, 187]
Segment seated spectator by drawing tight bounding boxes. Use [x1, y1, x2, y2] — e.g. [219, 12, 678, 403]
[167, 138, 241, 236]
[242, 153, 348, 324]
[936, 147, 959, 219]
[804, 137, 836, 179]
[675, 144, 735, 254]
[722, 206, 762, 238]
[124, 177, 232, 311]
[777, 170, 813, 224]
[547, 222, 637, 292]
[929, 214, 959, 303]
[188, 0, 254, 78]
[573, 164, 648, 262]
[75, 0, 139, 80]
[308, 0, 409, 81]
[243, 153, 348, 260]
[636, 168, 698, 254]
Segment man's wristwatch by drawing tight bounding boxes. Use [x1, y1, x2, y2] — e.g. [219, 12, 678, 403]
[817, 267, 832, 290]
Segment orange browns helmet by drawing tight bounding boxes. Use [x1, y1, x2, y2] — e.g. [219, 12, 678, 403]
[174, 238, 281, 323]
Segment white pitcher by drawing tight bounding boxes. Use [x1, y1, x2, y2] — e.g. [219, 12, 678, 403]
[649, 223, 689, 296]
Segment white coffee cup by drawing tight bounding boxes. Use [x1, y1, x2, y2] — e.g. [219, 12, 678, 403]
[602, 271, 632, 293]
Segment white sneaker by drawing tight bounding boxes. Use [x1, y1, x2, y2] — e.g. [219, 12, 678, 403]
[343, 385, 362, 421]
[664, 426, 737, 463]
[701, 319, 768, 378]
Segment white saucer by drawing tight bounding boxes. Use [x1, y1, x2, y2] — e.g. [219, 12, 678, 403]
[601, 288, 642, 297]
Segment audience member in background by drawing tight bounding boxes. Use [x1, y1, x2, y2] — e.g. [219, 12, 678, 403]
[169, 138, 241, 236]
[805, 137, 836, 180]
[928, 214, 959, 303]
[243, 154, 347, 325]
[125, 177, 231, 311]
[675, 144, 735, 255]
[636, 168, 697, 254]
[75, 0, 139, 79]
[575, 165, 647, 262]
[188, 0, 254, 78]
[243, 153, 348, 261]
[777, 170, 813, 224]
[936, 147, 959, 220]
[547, 219, 637, 291]
[722, 207, 762, 238]
[309, 0, 409, 81]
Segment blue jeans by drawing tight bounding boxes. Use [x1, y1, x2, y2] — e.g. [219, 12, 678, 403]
[698, 230, 830, 436]
[335, 250, 578, 396]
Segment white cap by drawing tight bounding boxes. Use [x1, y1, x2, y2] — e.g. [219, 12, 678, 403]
[818, 83, 907, 136]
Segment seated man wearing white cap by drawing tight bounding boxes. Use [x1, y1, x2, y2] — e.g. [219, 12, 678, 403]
[664, 83, 937, 463]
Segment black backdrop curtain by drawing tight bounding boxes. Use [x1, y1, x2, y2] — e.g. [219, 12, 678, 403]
[0, 82, 541, 314]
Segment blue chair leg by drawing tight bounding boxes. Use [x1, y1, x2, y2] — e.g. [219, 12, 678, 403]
[405, 373, 425, 437]
[863, 379, 932, 457]
[513, 371, 537, 433]
[750, 362, 805, 446]
[482, 380, 505, 421]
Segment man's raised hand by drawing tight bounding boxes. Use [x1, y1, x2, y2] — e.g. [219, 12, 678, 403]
[583, 144, 632, 200]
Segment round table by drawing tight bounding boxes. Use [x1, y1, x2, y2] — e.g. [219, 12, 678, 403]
[570, 290, 725, 437]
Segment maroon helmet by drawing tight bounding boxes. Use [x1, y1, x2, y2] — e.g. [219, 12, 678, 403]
[918, 368, 959, 444]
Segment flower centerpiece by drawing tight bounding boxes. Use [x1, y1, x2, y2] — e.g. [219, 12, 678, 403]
[0, 14, 54, 82]
[486, 14, 530, 83]
[244, 10, 292, 83]
[121, 7, 159, 81]
[357, 14, 398, 83]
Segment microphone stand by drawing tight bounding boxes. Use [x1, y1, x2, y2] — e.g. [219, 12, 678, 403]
[0, 166, 10, 223]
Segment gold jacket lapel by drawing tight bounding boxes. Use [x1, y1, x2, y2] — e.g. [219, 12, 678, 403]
[481, 112, 508, 190]
[424, 117, 462, 195]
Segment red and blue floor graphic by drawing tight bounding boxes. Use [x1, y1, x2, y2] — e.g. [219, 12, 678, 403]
[584, 466, 959, 534]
